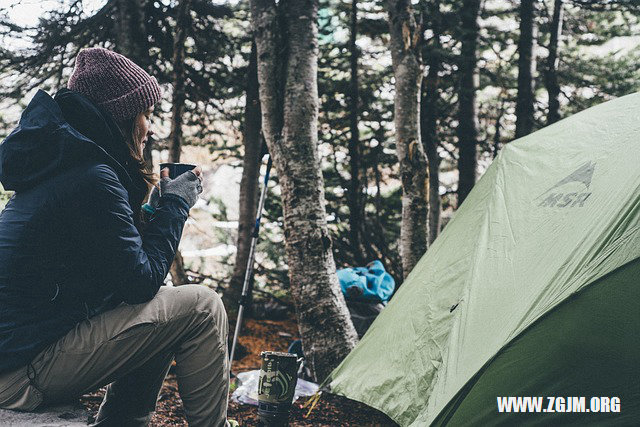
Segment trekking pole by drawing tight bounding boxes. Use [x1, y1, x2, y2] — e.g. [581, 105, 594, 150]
[229, 154, 273, 369]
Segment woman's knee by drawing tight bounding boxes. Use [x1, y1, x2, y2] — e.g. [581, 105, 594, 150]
[156, 285, 226, 321]
[194, 286, 226, 318]
[176, 285, 227, 321]
[177, 286, 228, 345]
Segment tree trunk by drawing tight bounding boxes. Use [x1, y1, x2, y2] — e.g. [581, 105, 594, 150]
[250, 0, 358, 382]
[115, 0, 153, 170]
[456, 0, 480, 207]
[515, 0, 537, 138]
[493, 101, 505, 159]
[223, 41, 262, 314]
[347, 0, 364, 265]
[169, 251, 189, 286]
[168, 0, 191, 163]
[115, 0, 149, 68]
[166, 0, 192, 286]
[545, 0, 563, 125]
[421, 0, 442, 245]
[386, 0, 428, 279]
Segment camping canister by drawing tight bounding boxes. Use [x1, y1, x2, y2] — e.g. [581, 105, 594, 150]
[257, 351, 300, 426]
[159, 162, 196, 179]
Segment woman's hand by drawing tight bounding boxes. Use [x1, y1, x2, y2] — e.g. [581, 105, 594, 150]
[159, 166, 203, 208]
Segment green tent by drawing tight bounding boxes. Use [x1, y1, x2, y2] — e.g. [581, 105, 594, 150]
[329, 93, 640, 426]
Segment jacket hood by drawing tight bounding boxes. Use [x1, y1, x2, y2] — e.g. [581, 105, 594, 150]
[0, 89, 139, 193]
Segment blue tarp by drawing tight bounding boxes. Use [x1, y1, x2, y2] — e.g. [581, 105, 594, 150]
[337, 260, 395, 302]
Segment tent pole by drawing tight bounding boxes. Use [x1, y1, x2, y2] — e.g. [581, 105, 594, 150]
[229, 154, 272, 370]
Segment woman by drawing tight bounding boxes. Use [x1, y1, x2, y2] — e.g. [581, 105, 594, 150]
[0, 47, 230, 426]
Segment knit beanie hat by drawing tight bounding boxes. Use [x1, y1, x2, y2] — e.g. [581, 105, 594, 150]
[68, 47, 162, 122]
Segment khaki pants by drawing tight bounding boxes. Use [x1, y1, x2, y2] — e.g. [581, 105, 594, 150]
[0, 285, 230, 427]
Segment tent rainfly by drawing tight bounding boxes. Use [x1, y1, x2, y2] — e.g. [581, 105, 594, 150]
[328, 92, 640, 426]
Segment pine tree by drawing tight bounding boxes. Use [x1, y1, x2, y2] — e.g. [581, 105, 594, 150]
[250, 0, 358, 381]
[386, 0, 429, 279]
[515, 0, 537, 138]
[456, 0, 481, 205]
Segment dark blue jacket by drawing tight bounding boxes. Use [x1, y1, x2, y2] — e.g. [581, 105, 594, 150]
[0, 89, 189, 374]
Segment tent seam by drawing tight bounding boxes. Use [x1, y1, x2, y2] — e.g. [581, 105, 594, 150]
[424, 151, 508, 424]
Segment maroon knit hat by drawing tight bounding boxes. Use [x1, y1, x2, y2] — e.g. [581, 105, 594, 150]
[68, 47, 162, 122]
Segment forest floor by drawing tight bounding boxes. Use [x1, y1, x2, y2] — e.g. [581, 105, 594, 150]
[80, 316, 397, 426]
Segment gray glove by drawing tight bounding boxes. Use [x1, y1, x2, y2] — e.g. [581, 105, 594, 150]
[160, 170, 203, 208]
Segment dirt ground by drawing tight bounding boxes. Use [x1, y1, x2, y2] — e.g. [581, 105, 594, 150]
[81, 317, 397, 426]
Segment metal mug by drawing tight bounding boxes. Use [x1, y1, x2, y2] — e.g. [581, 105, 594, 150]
[159, 162, 196, 179]
[257, 351, 301, 426]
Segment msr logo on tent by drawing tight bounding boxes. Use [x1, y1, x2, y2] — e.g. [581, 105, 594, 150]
[537, 161, 595, 208]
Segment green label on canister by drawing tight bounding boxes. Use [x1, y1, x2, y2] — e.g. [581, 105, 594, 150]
[257, 351, 299, 405]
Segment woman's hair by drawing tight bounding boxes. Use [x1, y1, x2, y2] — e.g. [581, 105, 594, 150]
[116, 115, 157, 190]
[116, 114, 158, 232]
